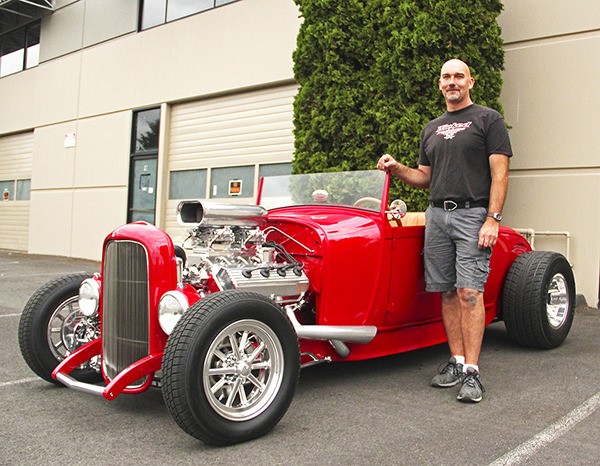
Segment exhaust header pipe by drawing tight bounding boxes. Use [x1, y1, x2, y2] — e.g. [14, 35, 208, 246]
[286, 308, 377, 344]
[177, 200, 268, 228]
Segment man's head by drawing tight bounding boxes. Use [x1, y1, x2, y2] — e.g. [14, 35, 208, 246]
[438, 59, 474, 111]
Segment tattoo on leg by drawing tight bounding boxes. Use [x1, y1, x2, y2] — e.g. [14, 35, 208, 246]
[466, 293, 479, 307]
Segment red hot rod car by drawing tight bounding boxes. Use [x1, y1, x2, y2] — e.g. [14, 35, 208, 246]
[18, 170, 575, 445]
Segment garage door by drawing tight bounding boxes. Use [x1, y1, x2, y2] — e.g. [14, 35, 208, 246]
[165, 84, 297, 242]
[0, 131, 33, 251]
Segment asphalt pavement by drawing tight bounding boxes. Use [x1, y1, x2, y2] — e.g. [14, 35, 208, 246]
[1, 249, 599, 465]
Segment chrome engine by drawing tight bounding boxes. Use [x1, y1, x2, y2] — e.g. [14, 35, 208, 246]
[176, 200, 309, 303]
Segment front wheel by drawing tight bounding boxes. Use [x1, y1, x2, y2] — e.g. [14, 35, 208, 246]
[161, 290, 300, 446]
[18, 273, 102, 384]
[502, 251, 575, 349]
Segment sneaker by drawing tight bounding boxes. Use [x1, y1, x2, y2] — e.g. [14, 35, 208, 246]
[431, 357, 463, 388]
[457, 367, 485, 403]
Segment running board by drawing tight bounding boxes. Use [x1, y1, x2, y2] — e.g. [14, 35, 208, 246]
[286, 308, 377, 344]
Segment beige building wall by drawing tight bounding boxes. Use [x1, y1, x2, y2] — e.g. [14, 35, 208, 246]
[499, 0, 600, 305]
[0, 0, 598, 304]
[0, 0, 301, 259]
[28, 112, 132, 258]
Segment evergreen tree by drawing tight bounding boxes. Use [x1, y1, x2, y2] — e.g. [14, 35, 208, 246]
[293, 0, 506, 210]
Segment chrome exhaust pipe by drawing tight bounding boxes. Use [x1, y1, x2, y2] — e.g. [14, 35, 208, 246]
[286, 308, 377, 344]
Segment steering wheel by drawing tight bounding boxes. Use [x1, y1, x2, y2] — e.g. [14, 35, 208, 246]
[353, 197, 382, 209]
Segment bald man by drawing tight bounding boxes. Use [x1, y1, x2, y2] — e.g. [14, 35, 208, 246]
[378, 59, 512, 402]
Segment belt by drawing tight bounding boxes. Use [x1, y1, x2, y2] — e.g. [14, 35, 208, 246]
[430, 200, 488, 211]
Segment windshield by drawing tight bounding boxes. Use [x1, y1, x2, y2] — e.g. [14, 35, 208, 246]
[258, 170, 387, 212]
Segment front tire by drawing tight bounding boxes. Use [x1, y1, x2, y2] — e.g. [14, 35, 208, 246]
[18, 273, 102, 384]
[162, 290, 300, 446]
[502, 251, 575, 349]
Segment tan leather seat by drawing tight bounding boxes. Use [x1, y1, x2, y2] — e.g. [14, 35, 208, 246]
[400, 212, 426, 227]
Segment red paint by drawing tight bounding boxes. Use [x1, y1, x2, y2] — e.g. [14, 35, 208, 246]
[54, 172, 532, 397]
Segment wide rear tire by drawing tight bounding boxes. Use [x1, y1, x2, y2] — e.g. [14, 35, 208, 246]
[502, 251, 575, 349]
[162, 290, 300, 446]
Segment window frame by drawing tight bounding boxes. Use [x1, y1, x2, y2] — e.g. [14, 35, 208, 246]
[138, 0, 241, 31]
[0, 178, 31, 202]
[127, 107, 161, 223]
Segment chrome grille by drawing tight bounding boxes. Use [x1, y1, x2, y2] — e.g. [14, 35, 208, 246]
[102, 240, 149, 386]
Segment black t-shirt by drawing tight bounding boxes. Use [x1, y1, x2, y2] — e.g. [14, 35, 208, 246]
[418, 104, 513, 203]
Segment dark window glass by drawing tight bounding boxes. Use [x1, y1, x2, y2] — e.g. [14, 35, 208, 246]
[133, 108, 160, 153]
[129, 108, 160, 223]
[140, 0, 240, 30]
[26, 23, 40, 69]
[169, 169, 207, 200]
[1, 28, 25, 77]
[0, 22, 40, 77]
[210, 165, 254, 199]
[1, 28, 25, 55]
[16, 179, 31, 201]
[1, 180, 14, 201]
[259, 163, 292, 178]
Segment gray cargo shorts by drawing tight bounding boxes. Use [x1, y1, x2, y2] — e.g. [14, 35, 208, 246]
[423, 206, 491, 292]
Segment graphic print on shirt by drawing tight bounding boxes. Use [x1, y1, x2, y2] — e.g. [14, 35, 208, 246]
[435, 121, 472, 140]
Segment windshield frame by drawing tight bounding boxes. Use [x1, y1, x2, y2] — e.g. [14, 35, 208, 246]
[256, 170, 391, 216]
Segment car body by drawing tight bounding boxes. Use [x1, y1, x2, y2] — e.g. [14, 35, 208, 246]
[19, 169, 575, 445]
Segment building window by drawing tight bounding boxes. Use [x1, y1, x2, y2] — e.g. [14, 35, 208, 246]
[169, 169, 207, 200]
[1, 180, 13, 201]
[133, 108, 160, 153]
[140, 0, 239, 30]
[1, 179, 31, 201]
[16, 179, 31, 201]
[128, 108, 160, 223]
[259, 163, 292, 179]
[0, 22, 40, 78]
[210, 165, 254, 199]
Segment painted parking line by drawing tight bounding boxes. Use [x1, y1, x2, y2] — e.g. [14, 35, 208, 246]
[0, 377, 40, 388]
[489, 391, 600, 465]
[0, 313, 21, 318]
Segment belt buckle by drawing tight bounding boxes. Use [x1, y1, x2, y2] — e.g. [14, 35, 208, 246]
[443, 200, 458, 211]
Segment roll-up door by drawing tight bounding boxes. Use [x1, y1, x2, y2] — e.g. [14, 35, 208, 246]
[165, 84, 298, 242]
[0, 132, 33, 251]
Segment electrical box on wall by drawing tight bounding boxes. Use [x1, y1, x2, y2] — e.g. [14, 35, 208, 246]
[64, 132, 76, 148]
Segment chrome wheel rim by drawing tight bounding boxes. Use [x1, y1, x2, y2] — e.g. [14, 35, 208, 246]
[203, 319, 284, 422]
[546, 273, 570, 329]
[46, 296, 98, 365]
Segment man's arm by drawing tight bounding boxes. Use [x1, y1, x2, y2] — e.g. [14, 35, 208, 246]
[478, 153, 510, 249]
[377, 154, 431, 189]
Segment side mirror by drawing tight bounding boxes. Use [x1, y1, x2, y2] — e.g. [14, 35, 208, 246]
[389, 199, 408, 219]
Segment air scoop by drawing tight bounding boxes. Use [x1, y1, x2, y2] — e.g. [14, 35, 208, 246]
[177, 200, 268, 228]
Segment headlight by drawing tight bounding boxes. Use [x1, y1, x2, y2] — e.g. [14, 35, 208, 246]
[79, 279, 100, 317]
[158, 291, 189, 335]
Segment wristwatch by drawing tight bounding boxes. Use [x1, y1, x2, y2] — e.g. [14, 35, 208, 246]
[487, 212, 502, 222]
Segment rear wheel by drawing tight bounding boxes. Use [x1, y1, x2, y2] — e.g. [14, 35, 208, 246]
[18, 273, 101, 383]
[162, 290, 300, 445]
[502, 251, 575, 349]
